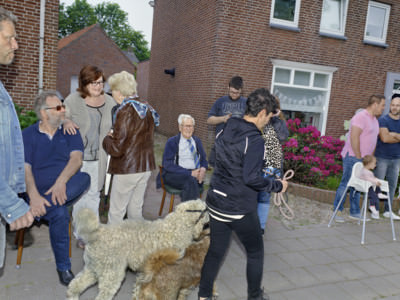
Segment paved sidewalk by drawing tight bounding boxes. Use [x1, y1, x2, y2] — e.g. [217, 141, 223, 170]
[2, 172, 400, 299]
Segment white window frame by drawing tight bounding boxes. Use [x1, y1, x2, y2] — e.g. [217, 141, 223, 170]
[319, 0, 349, 37]
[270, 59, 338, 135]
[270, 0, 301, 29]
[364, 1, 390, 45]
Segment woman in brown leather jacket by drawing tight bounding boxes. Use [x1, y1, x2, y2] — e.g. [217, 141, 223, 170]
[103, 71, 160, 224]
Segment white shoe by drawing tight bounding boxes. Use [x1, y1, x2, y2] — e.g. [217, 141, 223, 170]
[378, 193, 388, 199]
[383, 211, 400, 220]
[369, 206, 380, 219]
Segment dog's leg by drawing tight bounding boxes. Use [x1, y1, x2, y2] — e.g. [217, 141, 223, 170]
[95, 266, 126, 300]
[177, 287, 193, 300]
[66, 268, 97, 299]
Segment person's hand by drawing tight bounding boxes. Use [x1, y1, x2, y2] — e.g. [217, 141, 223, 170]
[107, 129, 114, 137]
[29, 194, 51, 217]
[273, 109, 281, 118]
[9, 211, 34, 231]
[224, 113, 232, 123]
[197, 167, 206, 184]
[45, 181, 67, 206]
[377, 181, 382, 187]
[277, 179, 288, 193]
[63, 119, 79, 135]
[191, 169, 200, 178]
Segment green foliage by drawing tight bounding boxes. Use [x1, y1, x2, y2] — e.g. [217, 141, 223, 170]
[314, 175, 341, 191]
[59, 0, 150, 61]
[14, 104, 38, 129]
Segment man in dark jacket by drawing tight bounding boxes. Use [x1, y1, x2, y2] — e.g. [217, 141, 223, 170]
[198, 88, 288, 300]
[162, 114, 208, 201]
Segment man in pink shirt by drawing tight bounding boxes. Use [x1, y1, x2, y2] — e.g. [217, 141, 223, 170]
[333, 95, 385, 222]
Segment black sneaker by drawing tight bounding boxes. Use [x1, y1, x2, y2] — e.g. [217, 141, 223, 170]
[57, 269, 75, 286]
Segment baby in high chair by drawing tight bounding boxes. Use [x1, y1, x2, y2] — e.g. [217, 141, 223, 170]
[359, 155, 388, 219]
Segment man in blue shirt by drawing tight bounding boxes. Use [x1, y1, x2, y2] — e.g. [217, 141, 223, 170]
[374, 94, 400, 220]
[0, 7, 34, 270]
[23, 91, 90, 286]
[207, 76, 247, 134]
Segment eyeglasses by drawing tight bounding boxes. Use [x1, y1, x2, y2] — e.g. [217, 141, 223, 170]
[90, 81, 104, 86]
[45, 104, 66, 111]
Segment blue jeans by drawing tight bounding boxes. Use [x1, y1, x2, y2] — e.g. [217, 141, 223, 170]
[333, 154, 361, 215]
[374, 157, 400, 212]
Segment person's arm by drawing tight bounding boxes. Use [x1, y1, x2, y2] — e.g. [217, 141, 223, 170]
[379, 127, 400, 143]
[44, 151, 83, 206]
[206, 114, 231, 125]
[24, 163, 51, 217]
[350, 125, 362, 159]
[103, 106, 130, 157]
[63, 118, 79, 135]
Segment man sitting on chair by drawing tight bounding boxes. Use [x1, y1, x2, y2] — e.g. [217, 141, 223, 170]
[162, 114, 208, 201]
[22, 91, 90, 286]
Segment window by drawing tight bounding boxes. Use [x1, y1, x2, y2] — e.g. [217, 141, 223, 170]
[364, 1, 390, 45]
[320, 0, 348, 37]
[271, 60, 337, 135]
[270, 0, 301, 29]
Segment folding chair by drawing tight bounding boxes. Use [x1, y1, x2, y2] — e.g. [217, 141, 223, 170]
[328, 162, 396, 244]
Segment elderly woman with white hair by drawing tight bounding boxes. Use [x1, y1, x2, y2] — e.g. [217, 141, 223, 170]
[161, 114, 208, 202]
[103, 71, 159, 224]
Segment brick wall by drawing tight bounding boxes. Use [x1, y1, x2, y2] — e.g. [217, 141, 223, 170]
[0, 0, 59, 109]
[137, 59, 150, 99]
[57, 25, 136, 98]
[149, 0, 400, 148]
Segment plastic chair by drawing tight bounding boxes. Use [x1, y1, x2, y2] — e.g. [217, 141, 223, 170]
[328, 162, 396, 245]
[158, 166, 203, 216]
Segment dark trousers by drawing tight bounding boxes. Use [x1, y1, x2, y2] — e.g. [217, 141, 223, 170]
[198, 210, 264, 299]
[369, 186, 382, 208]
[163, 171, 203, 201]
[36, 172, 90, 271]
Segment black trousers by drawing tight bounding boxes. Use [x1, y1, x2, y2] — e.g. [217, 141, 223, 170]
[163, 171, 203, 201]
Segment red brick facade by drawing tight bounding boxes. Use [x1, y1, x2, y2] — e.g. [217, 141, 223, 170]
[0, 0, 59, 109]
[148, 0, 400, 148]
[57, 24, 136, 98]
[137, 59, 150, 100]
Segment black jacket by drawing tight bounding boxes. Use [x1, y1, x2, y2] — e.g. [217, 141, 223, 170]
[206, 117, 283, 215]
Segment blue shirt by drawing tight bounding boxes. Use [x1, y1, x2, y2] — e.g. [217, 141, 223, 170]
[208, 95, 247, 133]
[375, 114, 400, 159]
[23, 122, 84, 194]
[0, 81, 29, 224]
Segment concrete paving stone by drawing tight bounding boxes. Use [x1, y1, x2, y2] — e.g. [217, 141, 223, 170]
[329, 262, 367, 280]
[216, 275, 248, 299]
[278, 267, 318, 288]
[301, 249, 338, 265]
[275, 238, 309, 252]
[340, 280, 379, 300]
[322, 233, 354, 248]
[380, 241, 400, 256]
[307, 283, 354, 300]
[374, 257, 400, 274]
[323, 247, 358, 263]
[262, 271, 296, 293]
[264, 254, 291, 272]
[358, 276, 400, 298]
[355, 259, 391, 276]
[277, 251, 314, 268]
[267, 291, 289, 300]
[365, 243, 399, 258]
[345, 244, 378, 260]
[300, 236, 336, 250]
[264, 239, 290, 254]
[303, 264, 343, 283]
[360, 230, 394, 244]
[280, 286, 321, 300]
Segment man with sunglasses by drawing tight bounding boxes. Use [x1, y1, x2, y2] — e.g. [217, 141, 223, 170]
[22, 91, 90, 286]
[0, 7, 34, 270]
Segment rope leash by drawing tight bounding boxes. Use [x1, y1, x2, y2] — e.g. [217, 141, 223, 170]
[272, 169, 295, 220]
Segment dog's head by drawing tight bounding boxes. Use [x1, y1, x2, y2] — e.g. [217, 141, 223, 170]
[173, 199, 209, 238]
[73, 208, 100, 243]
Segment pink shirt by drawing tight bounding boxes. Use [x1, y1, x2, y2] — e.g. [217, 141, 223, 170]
[341, 109, 379, 158]
[359, 167, 379, 186]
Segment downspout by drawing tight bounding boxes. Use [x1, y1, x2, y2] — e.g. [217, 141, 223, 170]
[38, 0, 45, 92]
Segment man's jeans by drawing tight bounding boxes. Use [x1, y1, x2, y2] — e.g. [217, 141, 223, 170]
[333, 154, 361, 215]
[374, 157, 400, 212]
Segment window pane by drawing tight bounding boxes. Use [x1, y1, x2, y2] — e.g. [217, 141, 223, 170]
[273, 0, 297, 22]
[366, 5, 386, 38]
[314, 73, 329, 88]
[275, 68, 291, 84]
[293, 71, 310, 86]
[321, 0, 342, 32]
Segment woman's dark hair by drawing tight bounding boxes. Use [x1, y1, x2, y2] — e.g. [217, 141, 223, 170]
[245, 88, 276, 117]
[77, 65, 105, 98]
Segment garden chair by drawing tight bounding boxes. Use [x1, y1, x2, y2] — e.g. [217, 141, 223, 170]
[328, 162, 396, 245]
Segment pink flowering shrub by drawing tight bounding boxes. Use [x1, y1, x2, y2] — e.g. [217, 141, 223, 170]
[283, 118, 344, 186]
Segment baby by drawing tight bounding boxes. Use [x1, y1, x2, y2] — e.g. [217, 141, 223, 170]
[359, 155, 388, 219]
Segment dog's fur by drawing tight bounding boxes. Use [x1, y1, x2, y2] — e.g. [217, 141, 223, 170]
[66, 199, 209, 300]
[132, 229, 211, 300]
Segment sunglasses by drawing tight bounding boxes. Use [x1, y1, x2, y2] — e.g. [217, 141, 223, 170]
[45, 104, 66, 111]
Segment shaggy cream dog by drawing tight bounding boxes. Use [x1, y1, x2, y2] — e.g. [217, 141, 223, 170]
[132, 229, 213, 300]
[66, 199, 208, 300]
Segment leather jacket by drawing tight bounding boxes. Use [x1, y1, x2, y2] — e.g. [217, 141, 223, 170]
[103, 101, 156, 174]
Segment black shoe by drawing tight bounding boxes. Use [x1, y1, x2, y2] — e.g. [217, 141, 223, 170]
[249, 289, 270, 300]
[57, 269, 74, 286]
[261, 228, 265, 235]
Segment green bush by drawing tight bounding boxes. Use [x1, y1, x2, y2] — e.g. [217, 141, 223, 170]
[14, 104, 38, 129]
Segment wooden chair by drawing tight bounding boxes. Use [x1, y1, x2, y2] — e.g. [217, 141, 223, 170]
[158, 166, 203, 216]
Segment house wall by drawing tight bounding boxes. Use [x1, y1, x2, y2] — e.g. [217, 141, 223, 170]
[148, 0, 400, 148]
[57, 25, 136, 98]
[137, 59, 150, 99]
[0, 0, 59, 109]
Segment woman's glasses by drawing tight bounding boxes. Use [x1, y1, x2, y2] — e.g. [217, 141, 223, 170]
[45, 104, 66, 111]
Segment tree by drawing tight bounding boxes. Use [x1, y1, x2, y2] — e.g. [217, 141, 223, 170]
[59, 0, 150, 61]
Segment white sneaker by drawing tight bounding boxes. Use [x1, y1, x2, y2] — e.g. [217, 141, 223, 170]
[378, 193, 388, 199]
[383, 211, 400, 220]
[369, 206, 380, 219]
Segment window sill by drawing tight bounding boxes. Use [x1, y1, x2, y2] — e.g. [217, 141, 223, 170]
[363, 39, 388, 48]
[270, 23, 300, 32]
[319, 31, 347, 41]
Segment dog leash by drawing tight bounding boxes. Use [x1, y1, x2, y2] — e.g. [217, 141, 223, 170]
[272, 169, 295, 220]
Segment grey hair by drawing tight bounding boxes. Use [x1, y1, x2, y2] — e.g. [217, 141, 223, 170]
[34, 90, 59, 120]
[0, 7, 17, 29]
[108, 71, 137, 97]
[178, 114, 195, 126]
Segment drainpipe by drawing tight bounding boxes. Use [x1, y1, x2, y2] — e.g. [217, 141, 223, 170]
[38, 0, 45, 93]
